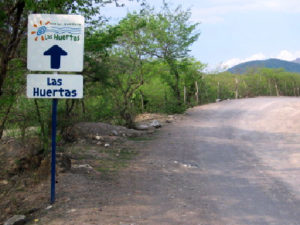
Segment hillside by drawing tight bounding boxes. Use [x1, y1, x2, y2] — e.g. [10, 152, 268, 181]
[293, 58, 300, 64]
[228, 58, 300, 74]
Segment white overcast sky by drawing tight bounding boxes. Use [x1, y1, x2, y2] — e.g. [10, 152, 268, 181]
[102, 0, 300, 71]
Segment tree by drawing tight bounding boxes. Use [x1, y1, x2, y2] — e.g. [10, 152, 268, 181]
[146, 3, 200, 105]
[0, 0, 142, 139]
[0, 0, 144, 96]
[106, 13, 148, 127]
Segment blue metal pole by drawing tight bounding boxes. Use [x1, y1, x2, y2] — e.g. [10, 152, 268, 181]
[51, 99, 58, 204]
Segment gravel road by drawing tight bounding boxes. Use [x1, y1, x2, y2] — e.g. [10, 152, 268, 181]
[37, 97, 300, 225]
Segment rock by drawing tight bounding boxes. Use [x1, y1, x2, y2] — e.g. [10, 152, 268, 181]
[135, 124, 150, 130]
[111, 130, 118, 136]
[150, 120, 162, 128]
[72, 164, 93, 170]
[104, 143, 110, 148]
[0, 180, 8, 185]
[67, 209, 77, 213]
[180, 162, 198, 169]
[67, 122, 145, 142]
[95, 135, 104, 141]
[4, 215, 26, 225]
[216, 99, 221, 102]
[46, 205, 53, 210]
[56, 153, 71, 173]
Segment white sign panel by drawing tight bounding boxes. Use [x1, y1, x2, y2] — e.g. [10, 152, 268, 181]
[27, 14, 84, 72]
[27, 74, 83, 99]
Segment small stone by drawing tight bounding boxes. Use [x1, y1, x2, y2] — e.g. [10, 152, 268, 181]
[135, 124, 150, 130]
[104, 143, 110, 147]
[95, 135, 104, 141]
[150, 120, 161, 128]
[111, 130, 118, 136]
[67, 209, 77, 213]
[4, 215, 26, 225]
[0, 180, 8, 185]
[72, 164, 93, 170]
[46, 205, 53, 210]
[96, 141, 102, 145]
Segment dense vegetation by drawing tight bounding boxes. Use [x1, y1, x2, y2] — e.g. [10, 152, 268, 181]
[1, 0, 300, 151]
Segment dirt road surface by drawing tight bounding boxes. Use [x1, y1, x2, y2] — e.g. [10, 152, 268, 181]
[34, 97, 300, 225]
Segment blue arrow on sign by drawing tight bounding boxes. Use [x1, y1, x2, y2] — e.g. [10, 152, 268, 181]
[44, 45, 68, 69]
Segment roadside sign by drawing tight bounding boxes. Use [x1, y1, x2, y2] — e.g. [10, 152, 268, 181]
[27, 14, 84, 72]
[27, 74, 83, 99]
[27, 14, 85, 204]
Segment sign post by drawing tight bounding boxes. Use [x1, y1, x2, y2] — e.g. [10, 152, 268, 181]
[27, 14, 84, 204]
[51, 98, 58, 204]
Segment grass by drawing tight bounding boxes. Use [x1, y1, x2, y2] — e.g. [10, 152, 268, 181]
[127, 136, 156, 141]
[3, 126, 39, 138]
[96, 148, 137, 175]
[64, 142, 139, 176]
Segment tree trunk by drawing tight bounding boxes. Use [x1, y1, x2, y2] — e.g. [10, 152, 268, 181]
[195, 81, 199, 105]
[0, 0, 26, 96]
[140, 91, 144, 113]
[268, 80, 272, 96]
[174, 69, 181, 105]
[167, 60, 181, 106]
[284, 81, 287, 95]
[34, 99, 48, 150]
[81, 100, 86, 115]
[275, 82, 279, 96]
[0, 100, 14, 139]
[217, 81, 220, 99]
[0, 58, 9, 96]
[235, 78, 239, 99]
[183, 86, 186, 105]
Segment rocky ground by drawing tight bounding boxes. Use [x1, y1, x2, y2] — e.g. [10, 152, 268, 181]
[0, 113, 181, 225]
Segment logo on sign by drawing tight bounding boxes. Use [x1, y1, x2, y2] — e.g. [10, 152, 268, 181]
[31, 20, 50, 41]
[31, 20, 81, 42]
